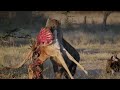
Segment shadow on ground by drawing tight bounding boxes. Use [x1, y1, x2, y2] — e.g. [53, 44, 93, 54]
[74, 69, 104, 79]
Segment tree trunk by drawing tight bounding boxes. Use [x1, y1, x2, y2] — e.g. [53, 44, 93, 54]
[103, 11, 113, 31]
[83, 16, 87, 30]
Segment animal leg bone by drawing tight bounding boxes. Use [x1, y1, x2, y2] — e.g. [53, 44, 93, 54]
[63, 48, 88, 75]
[56, 50, 74, 79]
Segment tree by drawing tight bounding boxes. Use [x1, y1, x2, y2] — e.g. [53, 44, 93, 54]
[103, 11, 113, 30]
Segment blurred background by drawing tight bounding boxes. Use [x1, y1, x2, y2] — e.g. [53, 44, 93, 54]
[0, 11, 120, 79]
[1, 11, 120, 45]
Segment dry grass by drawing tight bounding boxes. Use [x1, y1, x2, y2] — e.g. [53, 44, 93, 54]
[0, 45, 55, 79]
[63, 29, 120, 79]
[1, 25, 120, 79]
[1, 11, 120, 79]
